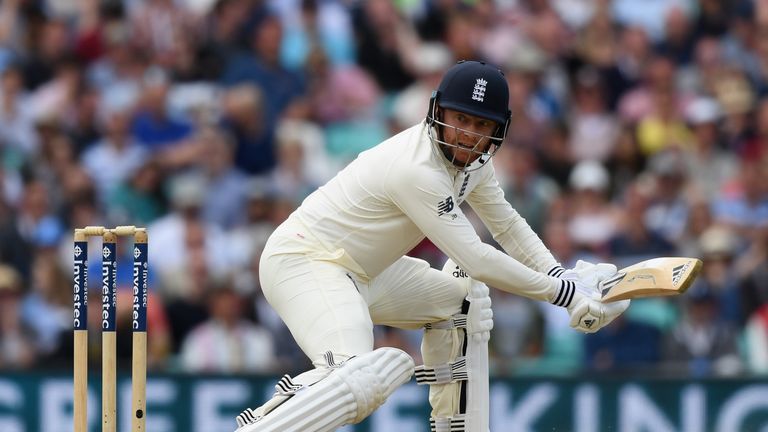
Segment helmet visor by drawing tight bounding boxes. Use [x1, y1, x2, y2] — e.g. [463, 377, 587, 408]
[427, 116, 503, 172]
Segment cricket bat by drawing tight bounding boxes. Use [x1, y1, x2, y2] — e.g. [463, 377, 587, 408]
[600, 257, 703, 303]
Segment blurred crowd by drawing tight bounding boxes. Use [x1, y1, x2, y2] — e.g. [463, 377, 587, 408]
[0, 0, 766, 379]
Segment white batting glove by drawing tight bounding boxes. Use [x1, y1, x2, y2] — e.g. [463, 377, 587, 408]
[560, 260, 616, 285]
[553, 261, 630, 333]
[441, 259, 493, 337]
[466, 280, 493, 336]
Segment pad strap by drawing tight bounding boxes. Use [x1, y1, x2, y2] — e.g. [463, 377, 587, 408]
[275, 374, 305, 396]
[425, 315, 467, 330]
[414, 357, 468, 385]
[430, 415, 467, 432]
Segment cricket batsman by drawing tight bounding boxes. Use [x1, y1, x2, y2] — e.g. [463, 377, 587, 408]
[234, 60, 630, 432]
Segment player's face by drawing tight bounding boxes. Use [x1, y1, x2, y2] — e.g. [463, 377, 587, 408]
[439, 108, 498, 166]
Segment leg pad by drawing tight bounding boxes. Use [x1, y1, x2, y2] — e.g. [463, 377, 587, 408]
[235, 347, 414, 432]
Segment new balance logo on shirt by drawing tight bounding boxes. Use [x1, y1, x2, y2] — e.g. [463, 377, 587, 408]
[438, 196, 454, 216]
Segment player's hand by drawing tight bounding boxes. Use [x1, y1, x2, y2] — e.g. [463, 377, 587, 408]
[567, 294, 630, 333]
[560, 260, 615, 286]
[442, 259, 493, 336]
[561, 261, 630, 333]
[466, 281, 493, 336]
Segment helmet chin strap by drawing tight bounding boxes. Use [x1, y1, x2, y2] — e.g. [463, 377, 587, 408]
[427, 104, 500, 172]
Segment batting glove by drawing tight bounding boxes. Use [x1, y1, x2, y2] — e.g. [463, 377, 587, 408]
[553, 260, 630, 333]
[466, 280, 493, 337]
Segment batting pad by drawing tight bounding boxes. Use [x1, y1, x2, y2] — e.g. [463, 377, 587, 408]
[418, 259, 491, 432]
[464, 280, 491, 432]
[235, 347, 414, 432]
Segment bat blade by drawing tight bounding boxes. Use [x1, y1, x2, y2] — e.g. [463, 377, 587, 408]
[600, 257, 703, 303]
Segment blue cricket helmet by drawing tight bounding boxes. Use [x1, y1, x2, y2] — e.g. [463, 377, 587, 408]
[432, 60, 511, 125]
[426, 60, 512, 171]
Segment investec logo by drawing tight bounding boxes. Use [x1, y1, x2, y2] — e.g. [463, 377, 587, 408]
[101, 246, 116, 329]
[73, 245, 86, 328]
[132, 246, 148, 330]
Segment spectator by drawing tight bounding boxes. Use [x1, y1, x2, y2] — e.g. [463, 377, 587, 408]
[80, 87, 148, 203]
[162, 237, 212, 356]
[0, 180, 65, 283]
[219, 83, 276, 175]
[612, 0, 692, 43]
[148, 172, 233, 293]
[21, 18, 72, 91]
[737, 226, 768, 321]
[654, 6, 696, 65]
[390, 42, 453, 131]
[537, 122, 574, 189]
[227, 178, 279, 280]
[106, 159, 167, 226]
[129, 0, 200, 69]
[0, 64, 38, 156]
[268, 120, 333, 203]
[180, 283, 276, 373]
[496, 145, 560, 236]
[0, 264, 35, 369]
[739, 98, 768, 162]
[635, 83, 693, 156]
[194, 126, 249, 229]
[489, 290, 545, 376]
[274, 0, 355, 69]
[695, 225, 743, 325]
[305, 45, 382, 126]
[714, 69, 754, 151]
[618, 55, 685, 125]
[566, 160, 621, 254]
[130, 67, 195, 152]
[644, 150, 691, 244]
[19, 252, 71, 361]
[683, 97, 737, 200]
[568, 66, 620, 162]
[603, 25, 651, 108]
[743, 303, 768, 374]
[584, 315, 662, 374]
[663, 283, 743, 377]
[677, 36, 726, 96]
[609, 181, 675, 266]
[712, 156, 768, 239]
[86, 21, 146, 92]
[220, 14, 305, 124]
[351, 0, 416, 92]
[605, 126, 646, 196]
[677, 198, 715, 258]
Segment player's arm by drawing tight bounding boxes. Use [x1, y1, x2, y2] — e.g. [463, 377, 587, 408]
[386, 165, 563, 302]
[464, 165, 565, 276]
[386, 166, 627, 332]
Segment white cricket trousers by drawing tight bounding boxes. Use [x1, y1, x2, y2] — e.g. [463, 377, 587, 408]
[259, 234, 466, 364]
[259, 219, 470, 418]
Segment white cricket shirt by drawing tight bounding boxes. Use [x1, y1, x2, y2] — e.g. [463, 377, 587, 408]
[281, 123, 563, 302]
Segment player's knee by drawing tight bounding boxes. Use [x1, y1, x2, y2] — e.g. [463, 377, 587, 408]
[340, 347, 415, 423]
